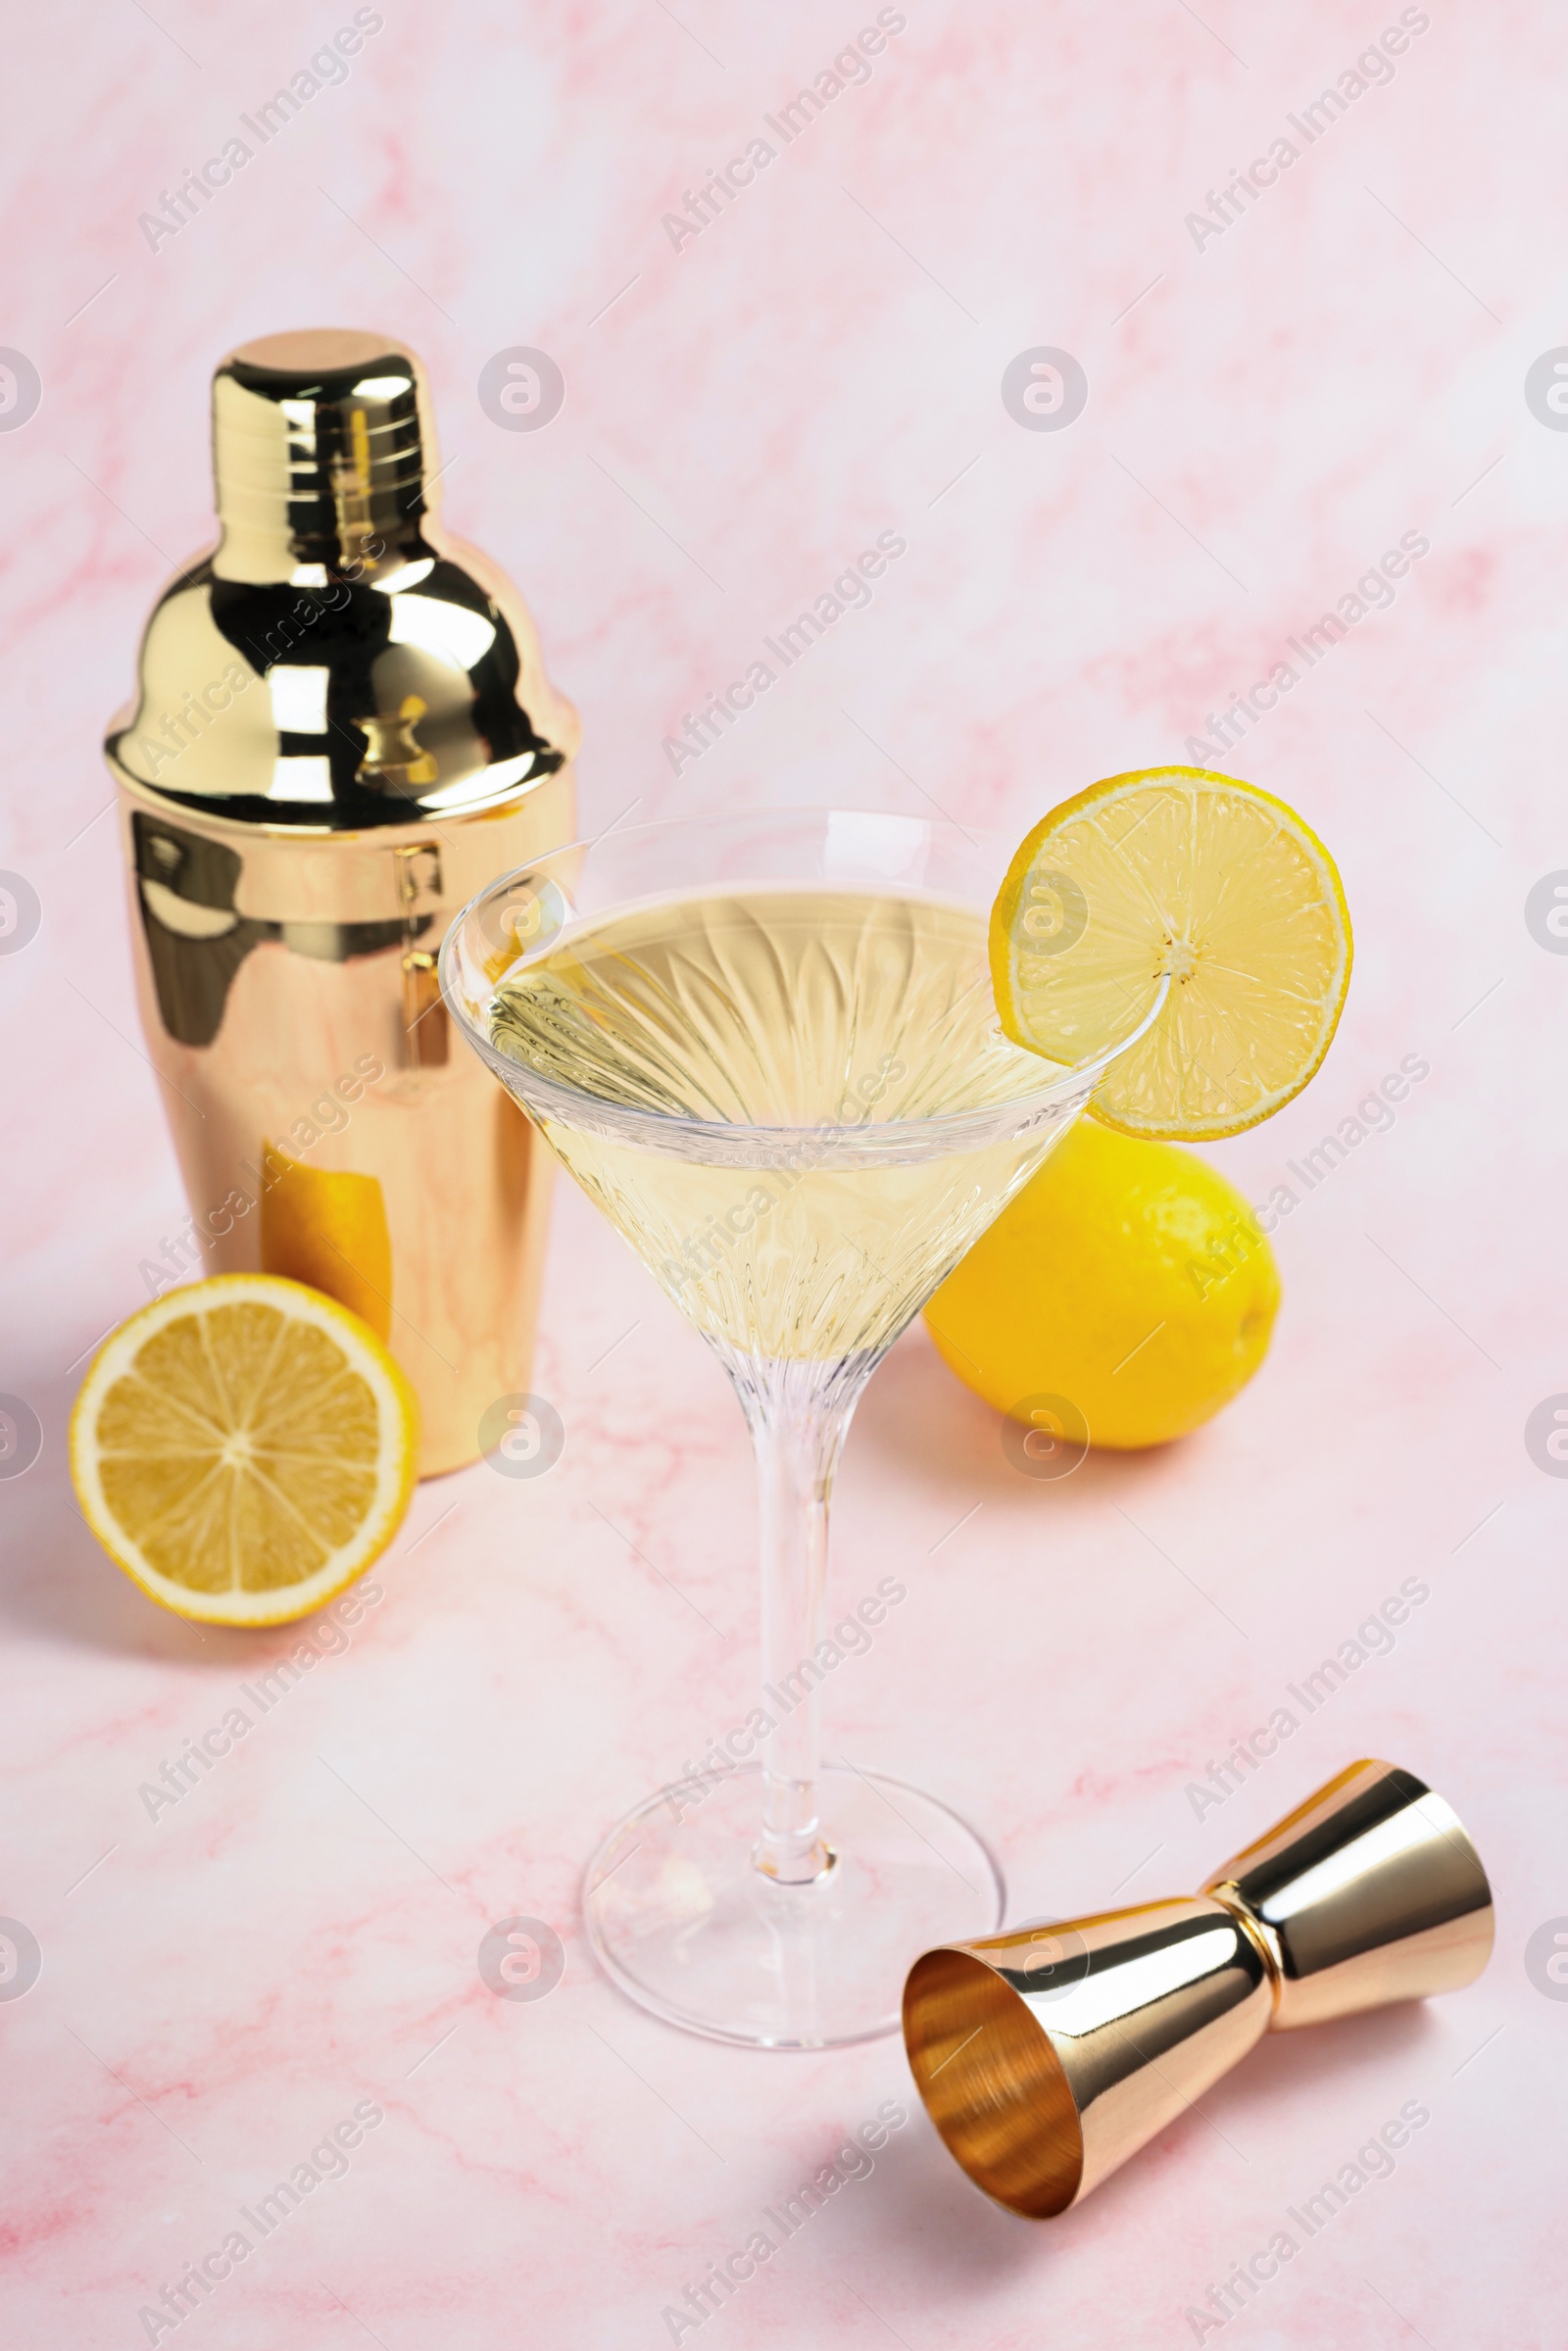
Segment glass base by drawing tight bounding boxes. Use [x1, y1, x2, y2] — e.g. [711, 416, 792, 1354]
[582, 1762, 1005, 2048]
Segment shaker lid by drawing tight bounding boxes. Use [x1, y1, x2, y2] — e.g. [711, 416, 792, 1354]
[212, 328, 432, 583]
[104, 327, 580, 834]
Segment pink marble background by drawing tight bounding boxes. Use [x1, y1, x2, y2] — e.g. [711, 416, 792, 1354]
[2, 0, 1562, 2341]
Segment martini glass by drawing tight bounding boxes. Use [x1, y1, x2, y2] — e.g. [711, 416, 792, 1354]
[440, 808, 1155, 2047]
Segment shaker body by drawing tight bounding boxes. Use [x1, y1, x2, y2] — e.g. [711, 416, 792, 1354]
[119, 773, 572, 1475]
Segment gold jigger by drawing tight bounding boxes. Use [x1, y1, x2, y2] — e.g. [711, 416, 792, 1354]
[903, 1759, 1493, 2217]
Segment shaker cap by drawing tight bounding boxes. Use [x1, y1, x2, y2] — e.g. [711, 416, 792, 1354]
[103, 327, 580, 832]
[213, 328, 432, 582]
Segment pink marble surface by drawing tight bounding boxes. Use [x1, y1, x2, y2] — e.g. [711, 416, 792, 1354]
[2, 0, 1563, 2341]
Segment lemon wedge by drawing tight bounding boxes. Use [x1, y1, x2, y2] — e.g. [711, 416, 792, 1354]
[70, 1275, 417, 1626]
[990, 766, 1351, 1140]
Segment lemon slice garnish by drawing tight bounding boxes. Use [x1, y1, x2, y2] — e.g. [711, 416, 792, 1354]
[990, 766, 1352, 1140]
[70, 1275, 417, 1626]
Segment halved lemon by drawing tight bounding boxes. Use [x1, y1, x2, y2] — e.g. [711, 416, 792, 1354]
[70, 1275, 417, 1627]
[990, 766, 1351, 1140]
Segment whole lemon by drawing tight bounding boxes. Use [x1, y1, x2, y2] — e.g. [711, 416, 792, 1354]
[924, 1115, 1280, 1449]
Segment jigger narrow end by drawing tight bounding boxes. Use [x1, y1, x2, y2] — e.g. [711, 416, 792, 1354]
[1202, 1757, 1494, 2030]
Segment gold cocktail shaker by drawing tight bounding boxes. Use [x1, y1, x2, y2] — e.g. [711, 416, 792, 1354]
[105, 328, 578, 1476]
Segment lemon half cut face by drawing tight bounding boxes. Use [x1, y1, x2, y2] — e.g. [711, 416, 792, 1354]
[70, 1275, 417, 1627]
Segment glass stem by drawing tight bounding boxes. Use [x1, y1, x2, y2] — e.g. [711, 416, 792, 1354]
[739, 1358, 862, 1886]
